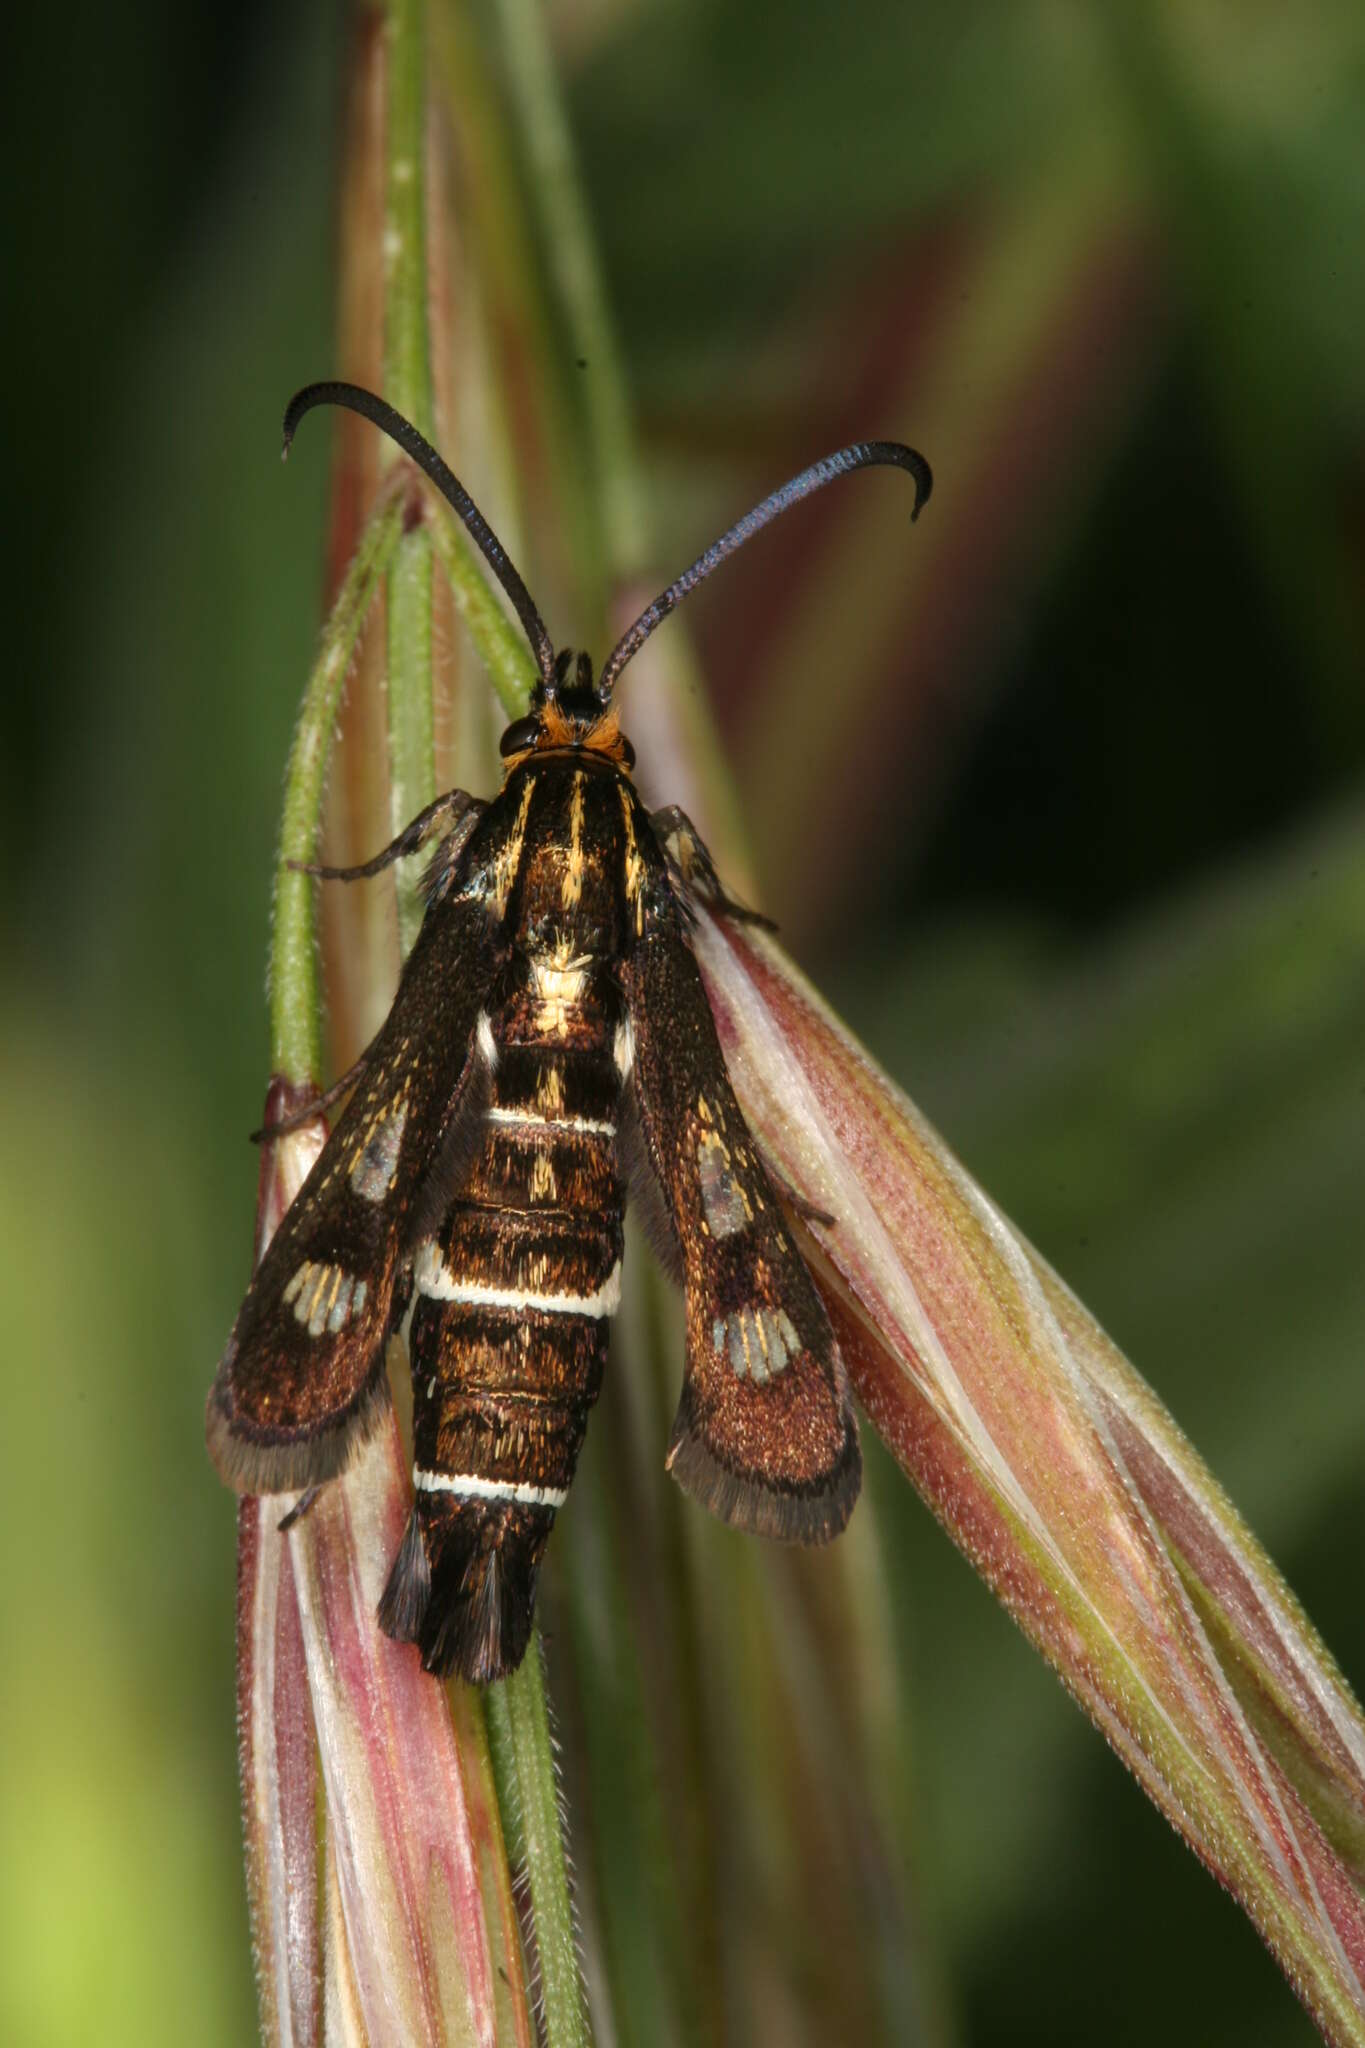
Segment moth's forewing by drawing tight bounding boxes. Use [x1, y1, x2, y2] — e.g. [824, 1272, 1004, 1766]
[623, 873, 861, 1542]
[207, 883, 503, 1494]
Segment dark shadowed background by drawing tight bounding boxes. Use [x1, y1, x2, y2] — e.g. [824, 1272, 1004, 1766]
[3, 2, 1363, 2042]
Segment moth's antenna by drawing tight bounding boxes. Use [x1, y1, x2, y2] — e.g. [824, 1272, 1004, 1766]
[282, 381, 557, 691]
[597, 440, 932, 705]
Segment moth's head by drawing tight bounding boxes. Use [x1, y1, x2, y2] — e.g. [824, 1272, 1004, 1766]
[280, 386, 931, 780]
[498, 649, 635, 772]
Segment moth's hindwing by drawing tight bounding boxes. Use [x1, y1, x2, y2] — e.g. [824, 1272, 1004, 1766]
[623, 888, 861, 1542]
[206, 870, 502, 1495]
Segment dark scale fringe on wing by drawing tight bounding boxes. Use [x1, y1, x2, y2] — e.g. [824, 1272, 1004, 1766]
[205, 1351, 393, 1496]
[666, 1382, 861, 1544]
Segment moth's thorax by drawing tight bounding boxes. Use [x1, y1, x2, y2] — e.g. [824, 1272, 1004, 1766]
[477, 750, 652, 959]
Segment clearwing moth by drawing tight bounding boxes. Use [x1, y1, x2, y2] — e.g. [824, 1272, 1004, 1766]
[207, 383, 931, 1685]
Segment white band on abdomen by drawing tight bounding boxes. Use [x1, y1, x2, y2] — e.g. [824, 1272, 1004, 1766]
[413, 1244, 622, 1318]
[413, 1468, 568, 1510]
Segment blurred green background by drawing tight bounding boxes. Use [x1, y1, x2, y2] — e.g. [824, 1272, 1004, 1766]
[3, 1, 1363, 2042]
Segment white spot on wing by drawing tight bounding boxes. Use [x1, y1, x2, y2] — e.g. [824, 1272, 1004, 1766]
[322, 1274, 347, 1332]
[284, 1259, 366, 1337]
[348, 1096, 409, 1201]
[727, 1314, 747, 1377]
[714, 1305, 800, 1382]
[696, 1129, 751, 1237]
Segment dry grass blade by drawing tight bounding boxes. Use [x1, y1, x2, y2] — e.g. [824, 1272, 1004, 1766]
[692, 910, 1365, 2046]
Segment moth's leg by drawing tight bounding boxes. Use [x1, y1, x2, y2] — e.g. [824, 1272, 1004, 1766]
[277, 1484, 325, 1532]
[290, 787, 478, 883]
[754, 1141, 836, 1229]
[249, 1047, 371, 1144]
[649, 805, 777, 930]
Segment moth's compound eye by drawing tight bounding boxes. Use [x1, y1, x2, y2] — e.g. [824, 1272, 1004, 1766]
[500, 715, 541, 757]
[619, 733, 636, 769]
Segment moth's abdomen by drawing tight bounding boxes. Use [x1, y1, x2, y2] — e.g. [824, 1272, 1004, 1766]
[380, 953, 625, 1684]
[391, 1214, 617, 1683]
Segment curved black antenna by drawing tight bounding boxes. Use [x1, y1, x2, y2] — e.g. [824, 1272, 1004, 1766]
[282, 381, 556, 690]
[597, 440, 932, 704]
